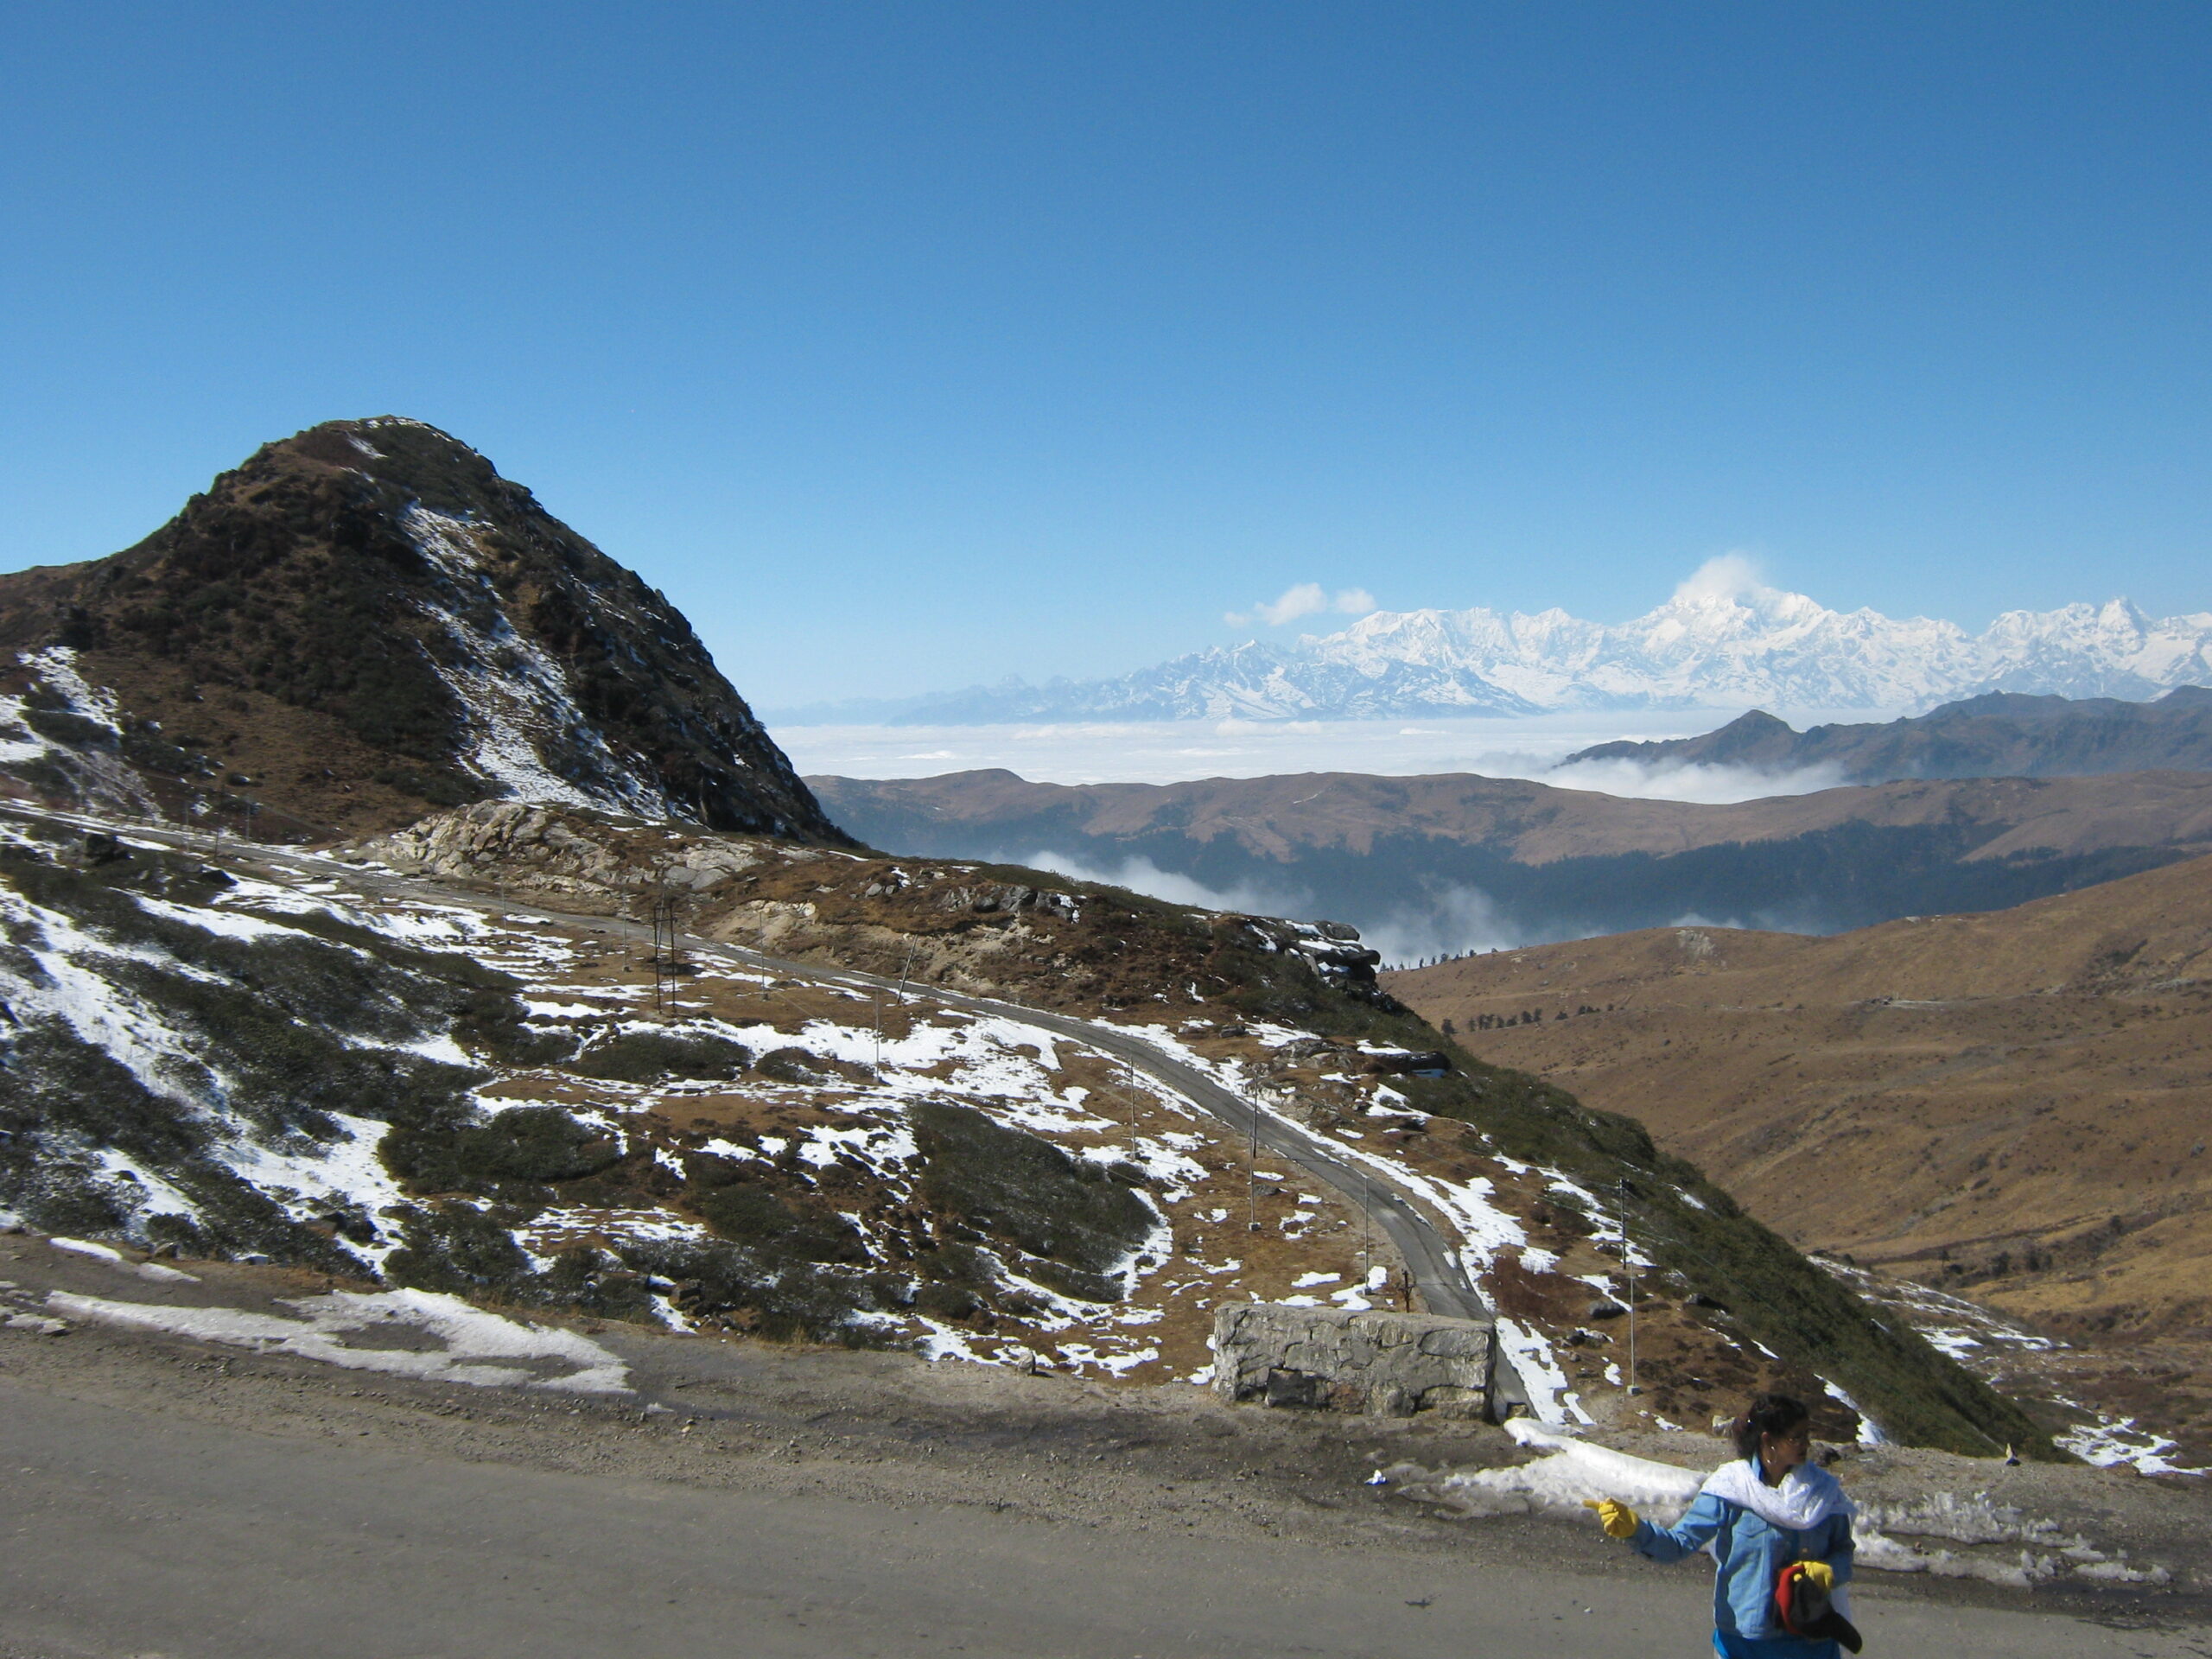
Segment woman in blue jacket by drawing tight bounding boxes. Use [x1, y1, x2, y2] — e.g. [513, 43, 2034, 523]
[1587, 1393, 1858, 1657]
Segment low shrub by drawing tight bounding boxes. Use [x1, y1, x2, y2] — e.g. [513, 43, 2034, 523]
[572, 1030, 752, 1084]
[749, 1046, 825, 1084]
[380, 1202, 543, 1296]
[691, 1179, 866, 1264]
[910, 1101, 1154, 1294]
[381, 1106, 621, 1199]
[615, 1236, 901, 1344]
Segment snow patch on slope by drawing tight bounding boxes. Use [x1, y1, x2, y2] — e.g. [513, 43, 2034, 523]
[402, 508, 673, 818]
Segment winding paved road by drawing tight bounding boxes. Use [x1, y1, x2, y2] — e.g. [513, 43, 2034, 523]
[4, 805, 1520, 1406]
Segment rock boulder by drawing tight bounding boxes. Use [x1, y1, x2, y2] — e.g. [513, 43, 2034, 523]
[1211, 1302, 1495, 1420]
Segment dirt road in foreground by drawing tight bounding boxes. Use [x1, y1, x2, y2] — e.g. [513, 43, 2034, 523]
[3, 1243, 2209, 1659]
[0, 1378, 2202, 1659]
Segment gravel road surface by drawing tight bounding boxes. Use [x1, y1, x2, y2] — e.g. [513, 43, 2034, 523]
[3, 1242, 2208, 1659]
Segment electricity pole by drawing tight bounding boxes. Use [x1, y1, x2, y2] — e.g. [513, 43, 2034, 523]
[649, 887, 683, 1018]
[1247, 1091, 1262, 1232]
[1618, 1178, 1639, 1396]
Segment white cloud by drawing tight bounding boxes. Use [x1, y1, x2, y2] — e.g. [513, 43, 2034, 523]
[1358, 884, 1522, 967]
[1007, 849, 1305, 918]
[1545, 755, 1847, 804]
[1226, 583, 1378, 627]
[1672, 552, 1772, 605]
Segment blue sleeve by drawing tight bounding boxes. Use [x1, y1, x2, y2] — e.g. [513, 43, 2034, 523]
[1634, 1493, 1727, 1563]
[1825, 1511, 1855, 1583]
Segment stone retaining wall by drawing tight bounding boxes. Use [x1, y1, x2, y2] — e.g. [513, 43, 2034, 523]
[1211, 1302, 1495, 1419]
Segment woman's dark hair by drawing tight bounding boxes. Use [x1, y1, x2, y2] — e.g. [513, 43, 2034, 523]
[1731, 1392, 1810, 1462]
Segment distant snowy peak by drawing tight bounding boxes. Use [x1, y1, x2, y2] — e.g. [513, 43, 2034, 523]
[846, 586, 2212, 724]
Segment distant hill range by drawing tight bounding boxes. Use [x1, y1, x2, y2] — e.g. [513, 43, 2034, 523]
[1564, 687, 2212, 785]
[0, 418, 841, 842]
[810, 766, 2212, 951]
[772, 586, 2212, 724]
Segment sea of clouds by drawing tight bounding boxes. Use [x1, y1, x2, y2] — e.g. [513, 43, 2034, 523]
[772, 708, 1873, 803]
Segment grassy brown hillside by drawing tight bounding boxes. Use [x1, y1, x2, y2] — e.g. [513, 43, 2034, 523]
[818, 766, 2212, 868]
[1384, 855, 2212, 1451]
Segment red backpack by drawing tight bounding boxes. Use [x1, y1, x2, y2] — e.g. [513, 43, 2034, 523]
[1774, 1560, 1864, 1653]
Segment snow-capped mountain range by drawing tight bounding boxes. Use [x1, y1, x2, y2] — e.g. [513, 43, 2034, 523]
[789, 583, 2212, 725]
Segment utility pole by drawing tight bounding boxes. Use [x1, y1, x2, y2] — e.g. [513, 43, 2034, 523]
[1618, 1178, 1639, 1396]
[649, 887, 683, 1018]
[1247, 1091, 1262, 1233]
[1358, 1166, 1373, 1288]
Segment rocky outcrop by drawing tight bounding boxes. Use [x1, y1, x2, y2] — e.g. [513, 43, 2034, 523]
[1211, 1302, 1495, 1419]
[355, 800, 774, 899]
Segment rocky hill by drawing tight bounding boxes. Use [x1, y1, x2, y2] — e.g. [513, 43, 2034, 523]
[810, 766, 2212, 951]
[0, 800, 2054, 1459]
[774, 587, 2212, 723]
[1564, 687, 2212, 785]
[0, 417, 840, 843]
[1383, 855, 2212, 1463]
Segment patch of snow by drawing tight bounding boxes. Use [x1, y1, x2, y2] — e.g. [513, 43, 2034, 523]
[49, 1236, 126, 1263]
[48, 1234, 194, 1283]
[131, 894, 296, 942]
[1821, 1379, 1886, 1446]
[1400, 1421, 1701, 1521]
[221, 1111, 409, 1265]
[2058, 1415, 2209, 1478]
[1495, 1317, 1587, 1426]
[401, 508, 671, 818]
[48, 1287, 631, 1393]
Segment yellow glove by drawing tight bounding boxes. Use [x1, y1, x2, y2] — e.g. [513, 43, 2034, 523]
[1583, 1497, 1639, 1540]
[1796, 1560, 1835, 1592]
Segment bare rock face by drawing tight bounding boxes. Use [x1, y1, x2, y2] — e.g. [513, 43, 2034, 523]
[1211, 1302, 1495, 1420]
[355, 800, 772, 899]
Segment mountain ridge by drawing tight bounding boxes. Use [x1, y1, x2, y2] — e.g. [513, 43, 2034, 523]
[1562, 686, 2212, 784]
[771, 585, 2212, 725]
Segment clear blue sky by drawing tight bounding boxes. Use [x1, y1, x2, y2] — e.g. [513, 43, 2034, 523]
[3, 3, 2207, 704]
